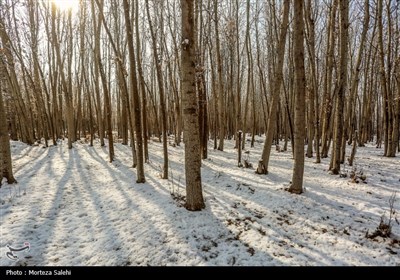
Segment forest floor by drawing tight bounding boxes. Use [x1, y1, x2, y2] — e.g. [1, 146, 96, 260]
[1, 136, 399, 266]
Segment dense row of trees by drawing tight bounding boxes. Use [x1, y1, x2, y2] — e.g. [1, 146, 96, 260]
[0, 0, 399, 209]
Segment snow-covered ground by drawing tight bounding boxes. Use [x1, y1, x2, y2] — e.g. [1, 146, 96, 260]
[0, 136, 399, 266]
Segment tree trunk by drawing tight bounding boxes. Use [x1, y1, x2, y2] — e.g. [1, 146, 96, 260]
[257, 0, 290, 174]
[321, 0, 337, 158]
[377, 0, 394, 157]
[135, 0, 149, 163]
[90, 0, 105, 147]
[214, 0, 225, 151]
[145, 0, 168, 179]
[237, 131, 243, 167]
[181, 0, 205, 211]
[289, 0, 306, 194]
[123, 0, 145, 182]
[51, 8, 75, 150]
[0, 55, 16, 186]
[0, 16, 34, 145]
[345, 0, 369, 163]
[330, 0, 349, 175]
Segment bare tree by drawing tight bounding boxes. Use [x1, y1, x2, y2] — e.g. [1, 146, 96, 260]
[135, 0, 149, 163]
[0, 54, 16, 186]
[145, 0, 168, 179]
[123, 0, 145, 182]
[0, 13, 34, 145]
[92, 0, 114, 162]
[256, 0, 290, 174]
[321, 0, 338, 158]
[50, 4, 75, 149]
[181, 0, 205, 211]
[214, 0, 225, 151]
[330, 0, 349, 174]
[289, 0, 306, 194]
[348, 0, 370, 166]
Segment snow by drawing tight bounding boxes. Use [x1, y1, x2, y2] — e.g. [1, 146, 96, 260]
[1, 137, 399, 266]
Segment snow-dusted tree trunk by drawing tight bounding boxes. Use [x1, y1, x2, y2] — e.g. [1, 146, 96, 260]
[181, 0, 205, 211]
[289, 0, 306, 194]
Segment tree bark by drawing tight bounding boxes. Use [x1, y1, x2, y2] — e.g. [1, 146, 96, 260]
[135, 0, 149, 163]
[330, 0, 349, 175]
[123, 0, 145, 182]
[181, 0, 205, 211]
[321, 0, 337, 158]
[343, 0, 369, 164]
[0, 55, 16, 186]
[289, 0, 306, 194]
[214, 0, 225, 151]
[145, 0, 168, 179]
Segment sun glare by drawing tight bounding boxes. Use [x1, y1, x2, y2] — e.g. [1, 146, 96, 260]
[52, 0, 79, 12]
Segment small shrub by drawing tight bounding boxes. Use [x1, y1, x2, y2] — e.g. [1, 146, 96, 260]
[367, 192, 397, 239]
[349, 167, 367, 184]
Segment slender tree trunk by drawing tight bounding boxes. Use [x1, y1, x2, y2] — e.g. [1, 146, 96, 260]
[214, 0, 225, 151]
[377, 0, 393, 157]
[145, 0, 168, 179]
[0, 17, 34, 145]
[289, 0, 306, 194]
[237, 131, 243, 167]
[349, 131, 357, 166]
[0, 55, 16, 186]
[304, 0, 317, 159]
[181, 0, 205, 211]
[90, 0, 105, 147]
[135, 0, 149, 163]
[321, 0, 337, 158]
[344, 0, 369, 164]
[51, 5, 75, 149]
[257, 0, 290, 174]
[195, 0, 208, 160]
[123, 0, 145, 182]
[394, 58, 400, 154]
[93, 0, 114, 162]
[330, 0, 349, 174]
